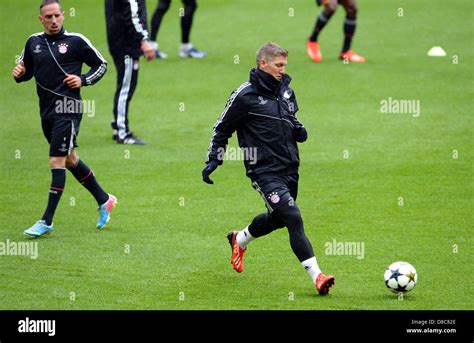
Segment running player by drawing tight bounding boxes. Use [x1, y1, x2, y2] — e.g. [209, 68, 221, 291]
[203, 43, 335, 295]
[13, 0, 116, 237]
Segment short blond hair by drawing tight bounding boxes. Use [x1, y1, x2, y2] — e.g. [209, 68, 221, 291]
[256, 42, 288, 66]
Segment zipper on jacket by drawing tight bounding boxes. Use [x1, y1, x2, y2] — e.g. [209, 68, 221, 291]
[277, 97, 294, 163]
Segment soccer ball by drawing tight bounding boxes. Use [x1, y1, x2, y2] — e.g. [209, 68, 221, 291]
[384, 261, 418, 293]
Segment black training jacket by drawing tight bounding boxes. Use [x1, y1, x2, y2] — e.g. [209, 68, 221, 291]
[105, 0, 149, 58]
[15, 27, 107, 118]
[206, 68, 306, 178]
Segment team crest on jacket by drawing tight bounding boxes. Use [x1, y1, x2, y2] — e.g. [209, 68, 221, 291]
[269, 192, 280, 204]
[58, 43, 68, 54]
[258, 96, 268, 105]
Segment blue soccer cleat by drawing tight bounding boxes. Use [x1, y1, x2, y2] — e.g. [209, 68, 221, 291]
[23, 220, 54, 237]
[97, 194, 117, 230]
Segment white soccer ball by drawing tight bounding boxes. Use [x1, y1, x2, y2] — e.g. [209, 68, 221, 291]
[384, 261, 418, 293]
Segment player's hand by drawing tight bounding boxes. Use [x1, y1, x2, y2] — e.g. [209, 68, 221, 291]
[293, 126, 308, 142]
[63, 74, 82, 89]
[12, 61, 25, 79]
[202, 160, 219, 185]
[141, 41, 155, 61]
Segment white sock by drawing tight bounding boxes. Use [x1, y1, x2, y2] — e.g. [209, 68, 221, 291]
[181, 42, 192, 51]
[301, 256, 321, 284]
[236, 226, 254, 249]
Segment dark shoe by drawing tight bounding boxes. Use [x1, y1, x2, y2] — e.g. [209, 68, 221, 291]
[117, 134, 146, 145]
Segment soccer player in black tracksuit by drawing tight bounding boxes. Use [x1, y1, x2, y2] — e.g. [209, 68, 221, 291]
[13, 0, 116, 237]
[202, 43, 335, 295]
[105, 0, 155, 145]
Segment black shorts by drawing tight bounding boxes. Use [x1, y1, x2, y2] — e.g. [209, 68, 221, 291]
[41, 115, 81, 157]
[251, 173, 299, 213]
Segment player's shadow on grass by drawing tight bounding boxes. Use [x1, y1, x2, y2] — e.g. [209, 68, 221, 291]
[22, 235, 54, 240]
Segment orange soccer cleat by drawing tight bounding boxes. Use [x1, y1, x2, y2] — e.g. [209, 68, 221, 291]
[316, 272, 335, 295]
[307, 40, 323, 62]
[339, 50, 366, 63]
[227, 231, 246, 273]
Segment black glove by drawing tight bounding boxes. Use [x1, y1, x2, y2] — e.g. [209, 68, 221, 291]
[293, 126, 308, 142]
[202, 160, 219, 184]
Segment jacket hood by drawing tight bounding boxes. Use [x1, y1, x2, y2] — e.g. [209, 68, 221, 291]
[249, 68, 291, 96]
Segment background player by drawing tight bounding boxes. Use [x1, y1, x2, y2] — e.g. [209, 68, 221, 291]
[149, 0, 207, 59]
[307, 0, 365, 63]
[13, 0, 116, 237]
[105, 0, 155, 145]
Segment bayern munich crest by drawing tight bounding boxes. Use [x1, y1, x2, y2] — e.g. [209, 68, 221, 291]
[269, 192, 280, 204]
[58, 43, 68, 54]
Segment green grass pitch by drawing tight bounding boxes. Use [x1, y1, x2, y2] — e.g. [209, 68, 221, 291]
[0, 0, 472, 310]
